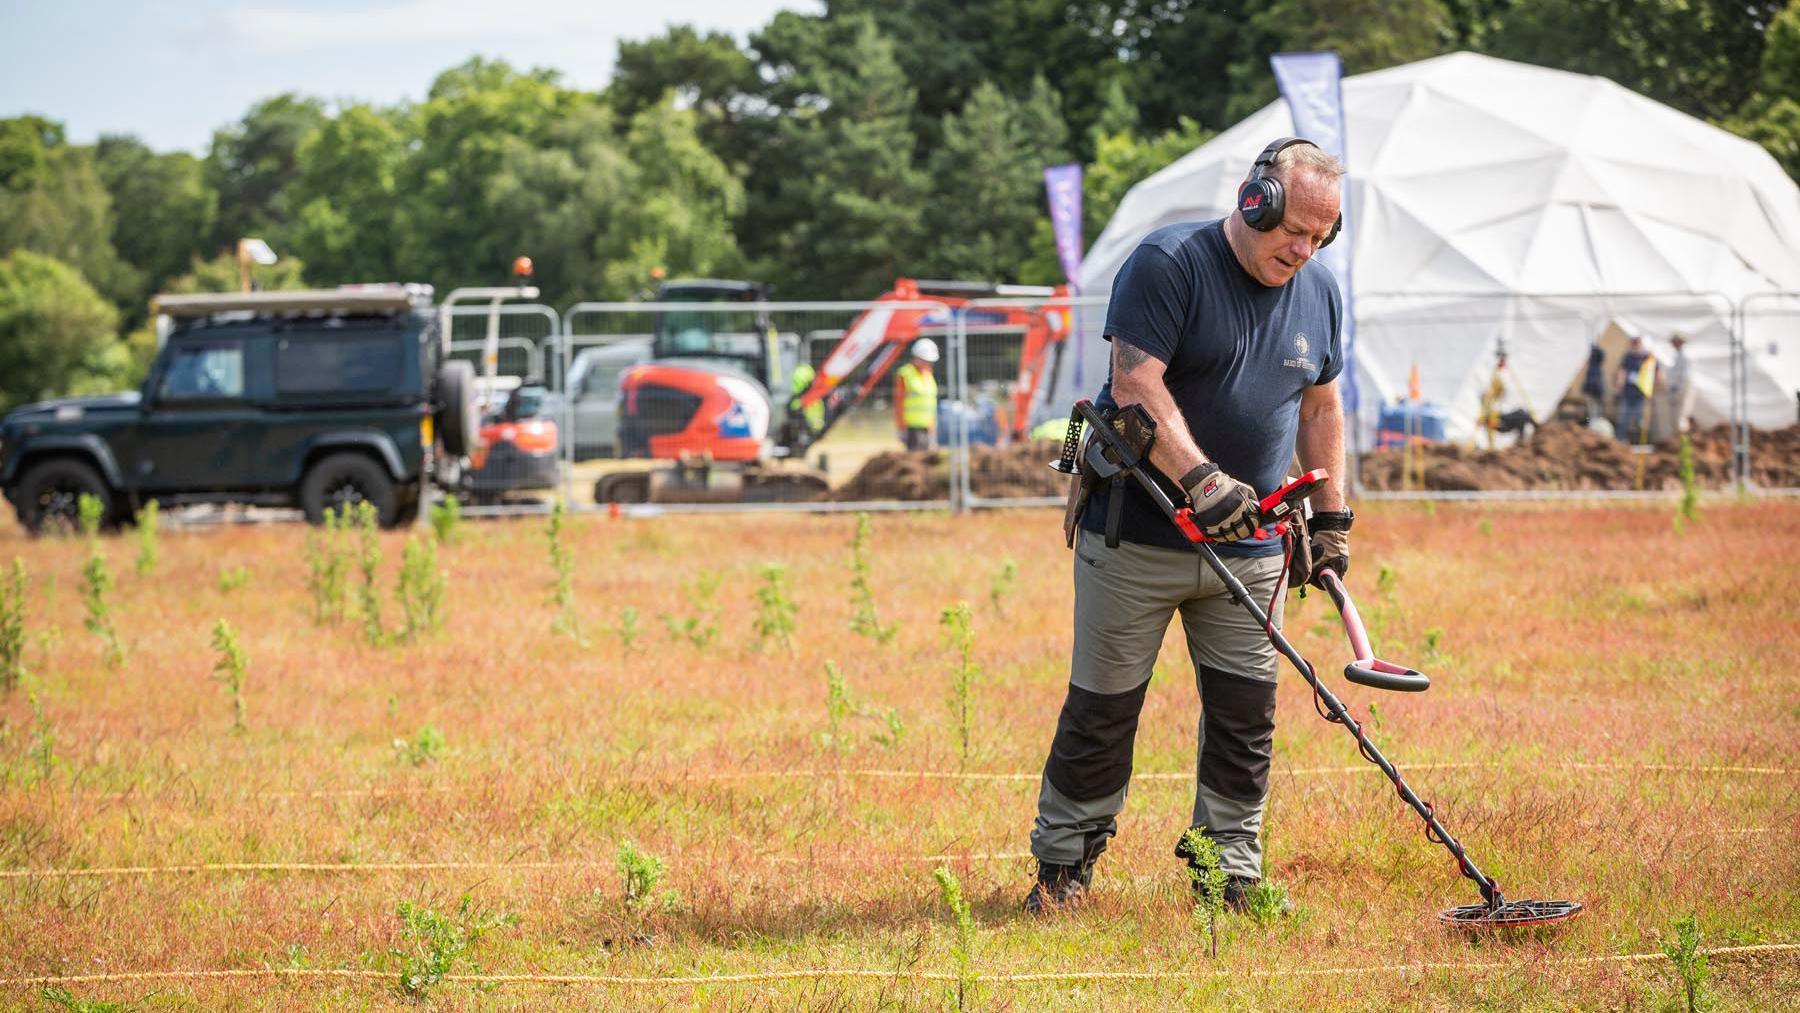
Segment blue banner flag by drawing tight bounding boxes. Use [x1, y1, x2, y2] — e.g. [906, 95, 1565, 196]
[1044, 162, 1086, 386]
[1270, 51, 1358, 416]
[1044, 163, 1083, 291]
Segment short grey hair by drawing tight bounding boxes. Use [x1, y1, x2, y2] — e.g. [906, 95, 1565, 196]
[1270, 142, 1346, 186]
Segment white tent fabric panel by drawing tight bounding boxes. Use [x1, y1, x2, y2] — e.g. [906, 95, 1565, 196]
[1060, 52, 1800, 440]
[1739, 297, 1800, 426]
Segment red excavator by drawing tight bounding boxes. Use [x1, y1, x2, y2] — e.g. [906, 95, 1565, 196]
[594, 278, 1071, 504]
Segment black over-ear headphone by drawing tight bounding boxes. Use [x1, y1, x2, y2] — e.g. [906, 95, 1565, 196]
[1236, 136, 1342, 248]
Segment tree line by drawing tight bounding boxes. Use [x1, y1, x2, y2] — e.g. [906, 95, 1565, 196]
[2, 0, 1797, 409]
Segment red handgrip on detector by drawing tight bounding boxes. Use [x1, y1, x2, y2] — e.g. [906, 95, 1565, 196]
[1178, 469, 1330, 544]
[1173, 507, 1203, 542]
[1260, 469, 1329, 518]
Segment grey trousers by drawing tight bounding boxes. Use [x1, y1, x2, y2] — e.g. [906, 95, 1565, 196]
[1031, 528, 1286, 881]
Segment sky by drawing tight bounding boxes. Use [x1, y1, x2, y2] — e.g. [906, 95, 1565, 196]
[0, 0, 817, 154]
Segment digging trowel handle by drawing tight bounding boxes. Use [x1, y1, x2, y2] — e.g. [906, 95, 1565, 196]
[1317, 569, 1431, 693]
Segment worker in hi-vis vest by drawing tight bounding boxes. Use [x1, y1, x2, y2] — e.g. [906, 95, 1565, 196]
[789, 361, 825, 434]
[895, 339, 939, 451]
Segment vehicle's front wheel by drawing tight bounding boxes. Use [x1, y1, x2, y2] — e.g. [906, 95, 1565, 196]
[391, 482, 422, 527]
[14, 458, 114, 536]
[300, 453, 398, 527]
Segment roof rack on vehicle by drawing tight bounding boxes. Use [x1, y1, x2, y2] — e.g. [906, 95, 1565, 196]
[152, 285, 434, 319]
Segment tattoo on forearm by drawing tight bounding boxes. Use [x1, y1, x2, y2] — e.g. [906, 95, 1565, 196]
[1115, 341, 1150, 371]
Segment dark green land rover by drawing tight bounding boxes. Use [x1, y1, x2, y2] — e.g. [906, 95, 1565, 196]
[0, 286, 478, 533]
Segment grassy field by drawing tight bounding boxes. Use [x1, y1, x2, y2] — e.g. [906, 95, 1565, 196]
[0, 499, 1796, 1010]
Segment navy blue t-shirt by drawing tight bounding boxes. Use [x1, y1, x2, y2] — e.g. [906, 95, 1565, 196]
[1080, 218, 1343, 555]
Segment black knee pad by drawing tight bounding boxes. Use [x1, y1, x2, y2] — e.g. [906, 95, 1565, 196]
[1197, 666, 1277, 802]
[1044, 679, 1151, 801]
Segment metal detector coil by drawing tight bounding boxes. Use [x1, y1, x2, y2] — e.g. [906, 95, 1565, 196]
[1440, 898, 1584, 929]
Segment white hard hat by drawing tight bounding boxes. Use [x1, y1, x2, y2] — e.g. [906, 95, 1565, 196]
[910, 339, 940, 363]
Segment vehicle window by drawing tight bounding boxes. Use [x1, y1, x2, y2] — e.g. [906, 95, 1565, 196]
[505, 387, 547, 420]
[275, 336, 403, 394]
[159, 343, 244, 400]
[584, 365, 624, 400]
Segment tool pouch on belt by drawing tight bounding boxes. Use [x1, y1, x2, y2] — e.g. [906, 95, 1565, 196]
[1284, 501, 1312, 591]
[1061, 470, 1085, 547]
[1066, 405, 1157, 549]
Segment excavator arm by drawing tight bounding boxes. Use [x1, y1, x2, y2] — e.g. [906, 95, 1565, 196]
[787, 279, 1069, 452]
[1007, 300, 1071, 441]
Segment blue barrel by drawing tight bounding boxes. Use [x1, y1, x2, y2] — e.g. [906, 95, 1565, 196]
[937, 400, 1000, 446]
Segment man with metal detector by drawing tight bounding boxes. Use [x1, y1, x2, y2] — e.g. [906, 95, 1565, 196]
[1027, 138, 1354, 913]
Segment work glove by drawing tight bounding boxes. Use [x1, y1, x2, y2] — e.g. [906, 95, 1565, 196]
[1306, 510, 1353, 588]
[1180, 462, 1261, 543]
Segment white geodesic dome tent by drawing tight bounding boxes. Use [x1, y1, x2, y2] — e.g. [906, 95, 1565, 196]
[1064, 52, 1800, 441]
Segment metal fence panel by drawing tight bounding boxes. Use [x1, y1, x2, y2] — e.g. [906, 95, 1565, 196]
[948, 295, 1108, 511]
[1736, 292, 1800, 491]
[557, 300, 957, 513]
[440, 304, 562, 512]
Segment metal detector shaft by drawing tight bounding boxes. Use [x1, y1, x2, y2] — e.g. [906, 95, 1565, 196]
[1069, 399, 1504, 908]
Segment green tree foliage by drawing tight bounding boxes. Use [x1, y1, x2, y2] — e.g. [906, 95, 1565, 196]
[1222, 0, 1456, 122]
[1485, 0, 1786, 123]
[1729, 98, 1800, 180]
[205, 94, 327, 248]
[1128, 2, 1271, 137]
[609, 99, 746, 294]
[0, 122, 137, 308]
[0, 116, 61, 191]
[0, 250, 123, 409]
[1725, 1, 1800, 179]
[1766, 1, 1800, 95]
[823, 0, 1128, 155]
[610, 24, 759, 154]
[93, 136, 217, 310]
[764, 16, 928, 297]
[481, 105, 628, 301]
[485, 100, 745, 301]
[400, 59, 592, 292]
[286, 104, 410, 286]
[925, 79, 1069, 281]
[162, 251, 309, 295]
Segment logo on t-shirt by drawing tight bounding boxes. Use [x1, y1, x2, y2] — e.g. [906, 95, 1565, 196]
[1283, 331, 1317, 372]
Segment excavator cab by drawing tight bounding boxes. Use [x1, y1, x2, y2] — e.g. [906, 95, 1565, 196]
[652, 280, 776, 374]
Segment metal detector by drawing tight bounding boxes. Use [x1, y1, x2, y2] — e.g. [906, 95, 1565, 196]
[1052, 399, 1581, 929]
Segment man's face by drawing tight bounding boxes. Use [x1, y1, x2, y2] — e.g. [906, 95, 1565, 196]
[1241, 171, 1342, 287]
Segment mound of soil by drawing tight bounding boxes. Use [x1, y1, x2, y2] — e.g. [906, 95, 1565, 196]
[833, 439, 1070, 501]
[1358, 422, 1800, 492]
[834, 450, 950, 501]
[968, 439, 1071, 500]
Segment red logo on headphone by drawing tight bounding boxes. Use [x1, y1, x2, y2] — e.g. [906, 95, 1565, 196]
[1243, 192, 1263, 210]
